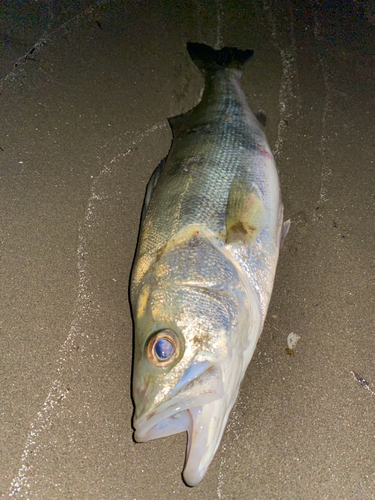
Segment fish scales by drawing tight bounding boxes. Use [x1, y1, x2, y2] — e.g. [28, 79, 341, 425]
[130, 42, 289, 486]
[133, 89, 265, 284]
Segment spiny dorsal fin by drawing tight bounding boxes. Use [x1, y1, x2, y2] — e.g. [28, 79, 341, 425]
[226, 178, 264, 245]
[141, 157, 166, 221]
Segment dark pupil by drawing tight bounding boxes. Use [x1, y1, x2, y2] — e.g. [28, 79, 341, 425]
[155, 338, 174, 360]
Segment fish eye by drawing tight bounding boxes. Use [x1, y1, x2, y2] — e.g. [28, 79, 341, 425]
[147, 330, 180, 367]
[155, 338, 174, 360]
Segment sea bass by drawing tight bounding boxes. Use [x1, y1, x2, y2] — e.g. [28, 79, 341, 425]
[130, 42, 289, 486]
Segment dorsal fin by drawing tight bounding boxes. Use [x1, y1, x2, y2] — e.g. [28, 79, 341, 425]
[168, 110, 193, 137]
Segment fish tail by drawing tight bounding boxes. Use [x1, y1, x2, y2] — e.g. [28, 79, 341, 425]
[187, 42, 254, 77]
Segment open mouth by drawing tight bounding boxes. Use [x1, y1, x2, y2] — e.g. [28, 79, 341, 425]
[134, 360, 223, 440]
[133, 361, 227, 485]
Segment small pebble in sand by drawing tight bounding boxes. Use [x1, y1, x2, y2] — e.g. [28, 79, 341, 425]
[287, 332, 301, 350]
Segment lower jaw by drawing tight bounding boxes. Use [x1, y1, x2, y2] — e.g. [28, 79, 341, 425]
[134, 400, 229, 486]
[134, 408, 193, 442]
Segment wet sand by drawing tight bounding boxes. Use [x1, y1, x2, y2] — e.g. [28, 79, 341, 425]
[1, 1, 374, 498]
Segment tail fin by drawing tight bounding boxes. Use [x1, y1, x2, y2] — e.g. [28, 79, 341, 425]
[187, 42, 254, 77]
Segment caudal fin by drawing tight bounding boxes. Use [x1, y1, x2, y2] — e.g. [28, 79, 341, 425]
[187, 42, 254, 77]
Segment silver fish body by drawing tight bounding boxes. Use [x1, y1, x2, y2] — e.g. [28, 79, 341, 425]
[130, 43, 289, 486]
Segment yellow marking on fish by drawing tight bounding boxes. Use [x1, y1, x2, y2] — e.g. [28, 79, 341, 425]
[137, 285, 150, 318]
[156, 262, 170, 281]
[226, 180, 265, 245]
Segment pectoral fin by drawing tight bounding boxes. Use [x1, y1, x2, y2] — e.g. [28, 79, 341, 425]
[225, 178, 264, 245]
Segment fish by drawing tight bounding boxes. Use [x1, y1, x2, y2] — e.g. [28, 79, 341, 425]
[130, 42, 290, 486]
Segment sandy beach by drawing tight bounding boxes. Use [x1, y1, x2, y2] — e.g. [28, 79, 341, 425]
[1, 1, 374, 498]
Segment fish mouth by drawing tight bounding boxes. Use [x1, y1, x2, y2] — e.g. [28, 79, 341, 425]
[133, 361, 228, 486]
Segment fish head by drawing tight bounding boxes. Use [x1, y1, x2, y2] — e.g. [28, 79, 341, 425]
[131, 230, 254, 485]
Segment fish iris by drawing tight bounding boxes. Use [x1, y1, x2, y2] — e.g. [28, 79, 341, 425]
[155, 338, 174, 360]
